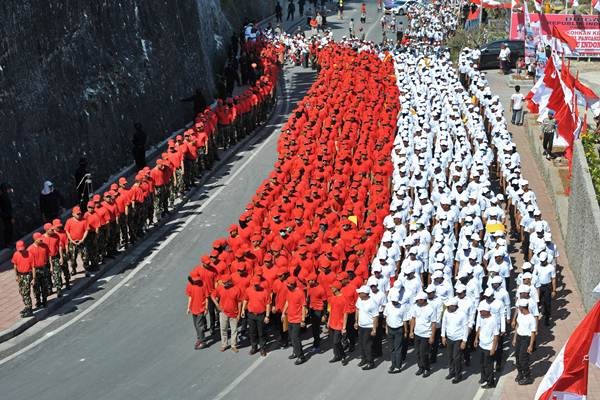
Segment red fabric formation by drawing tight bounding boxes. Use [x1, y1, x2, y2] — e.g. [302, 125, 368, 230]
[191, 43, 400, 296]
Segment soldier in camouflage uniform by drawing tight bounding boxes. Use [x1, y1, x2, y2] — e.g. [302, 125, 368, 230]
[103, 191, 119, 257]
[43, 223, 65, 297]
[29, 232, 50, 309]
[52, 219, 71, 289]
[65, 206, 89, 277]
[84, 201, 102, 271]
[12, 241, 34, 317]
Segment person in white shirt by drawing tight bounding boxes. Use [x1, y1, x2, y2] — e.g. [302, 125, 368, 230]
[384, 287, 410, 373]
[410, 291, 436, 377]
[426, 285, 443, 363]
[355, 285, 379, 370]
[512, 299, 537, 385]
[475, 302, 499, 389]
[510, 85, 524, 125]
[498, 43, 511, 75]
[368, 277, 387, 358]
[441, 297, 469, 383]
[534, 253, 557, 327]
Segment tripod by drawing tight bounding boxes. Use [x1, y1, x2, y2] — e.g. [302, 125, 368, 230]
[76, 173, 94, 208]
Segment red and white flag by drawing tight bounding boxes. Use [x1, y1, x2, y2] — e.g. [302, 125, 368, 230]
[593, 0, 600, 12]
[533, 0, 543, 11]
[535, 301, 600, 400]
[526, 56, 560, 115]
[551, 26, 578, 52]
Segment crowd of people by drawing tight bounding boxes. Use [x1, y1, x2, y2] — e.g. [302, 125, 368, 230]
[11, 36, 284, 318]
[184, 0, 560, 392]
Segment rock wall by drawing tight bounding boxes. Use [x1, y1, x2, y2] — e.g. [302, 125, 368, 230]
[566, 141, 600, 311]
[0, 0, 272, 234]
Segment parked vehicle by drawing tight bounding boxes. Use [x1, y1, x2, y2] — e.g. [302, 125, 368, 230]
[478, 40, 525, 70]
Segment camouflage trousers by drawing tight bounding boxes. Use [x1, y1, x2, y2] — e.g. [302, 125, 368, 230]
[17, 272, 32, 310]
[153, 185, 169, 220]
[69, 242, 88, 274]
[85, 231, 99, 270]
[33, 266, 49, 306]
[175, 167, 184, 196]
[50, 255, 68, 292]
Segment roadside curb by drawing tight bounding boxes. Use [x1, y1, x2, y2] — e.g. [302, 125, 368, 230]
[0, 71, 289, 345]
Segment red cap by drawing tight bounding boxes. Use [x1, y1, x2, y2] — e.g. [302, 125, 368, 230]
[331, 281, 342, 290]
[250, 276, 261, 285]
[210, 250, 219, 258]
[200, 255, 211, 265]
[52, 219, 63, 228]
[118, 177, 127, 185]
[93, 194, 101, 202]
[16, 240, 25, 251]
[221, 274, 232, 282]
[254, 267, 264, 275]
[286, 277, 297, 286]
[307, 273, 318, 282]
[228, 224, 238, 232]
[271, 242, 282, 251]
[72, 206, 82, 214]
[110, 183, 118, 191]
[337, 271, 349, 280]
[33, 232, 42, 240]
[87, 201, 95, 208]
[190, 270, 201, 281]
[43, 223, 53, 231]
[277, 267, 288, 276]
[264, 253, 273, 262]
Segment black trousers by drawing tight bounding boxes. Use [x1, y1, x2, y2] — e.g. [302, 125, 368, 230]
[464, 329, 476, 365]
[515, 335, 532, 378]
[192, 313, 207, 341]
[248, 312, 266, 349]
[539, 284, 552, 325]
[207, 300, 218, 332]
[480, 348, 495, 385]
[543, 132, 554, 155]
[309, 309, 323, 347]
[289, 322, 304, 358]
[358, 327, 374, 363]
[388, 326, 405, 369]
[331, 329, 345, 360]
[415, 335, 431, 371]
[430, 328, 441, 362]
[372, 313, 384, 356]
[270, 311, 288, 346]
[447, 339, 463, 377]
[495, 333, 505, 367]
[345, 313, 357, 350]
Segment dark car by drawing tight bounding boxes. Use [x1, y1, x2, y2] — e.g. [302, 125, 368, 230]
[478, 40, 524, 70]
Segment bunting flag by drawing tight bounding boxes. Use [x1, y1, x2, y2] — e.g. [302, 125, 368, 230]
[534, 0, 543, 11]
[594, 0, 600, 12]
[535, 301, 600, 400]
[562, 67, 600, 108]
[525, 56, 560, 115]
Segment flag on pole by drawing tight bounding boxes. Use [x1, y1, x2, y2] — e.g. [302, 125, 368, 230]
[551, 26, 578, 52]
[534, 0, 543, 11]
[534, 301, 600, 400]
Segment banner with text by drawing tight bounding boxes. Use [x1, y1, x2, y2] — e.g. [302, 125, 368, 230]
[510, 13, 600, 56]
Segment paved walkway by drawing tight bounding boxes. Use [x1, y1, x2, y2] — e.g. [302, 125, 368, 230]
[484, 70, 600, 400]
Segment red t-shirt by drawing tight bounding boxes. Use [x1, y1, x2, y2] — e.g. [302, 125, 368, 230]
[27, 243, 49, 268]
[42, 233, 60, 257]
[341, 284, 358, 314]
[12, 250, 33, 273]
[186, 282, 209, 315]
[328, 294, 348, 331]
[65, 217, 88, 241]
[214, 285, 243, 318]
[85, 211, 102, 231]
[245, 286, 271, 314]
[286, 288, 306, 324]
[307, 284, 327, 311]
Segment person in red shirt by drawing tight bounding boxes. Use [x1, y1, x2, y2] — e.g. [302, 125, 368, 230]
[42, 222, 65, 297]
[212, 274, 243, 352]
[282, 277, 307, 364]
[28, 232, 51, 308]
[242, 276, 271, 356]
[328, 281, 349, 363]
[65, 206, 89, 277]
[270, 267, 290, 348]
[306, 273, 327, 352]
[186, 269, 210, 350]
[52, 219, 70, 289]
[194, 256, 219, 334]
[12, 240, 34, 317]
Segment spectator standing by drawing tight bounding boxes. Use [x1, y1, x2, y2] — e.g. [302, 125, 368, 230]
[39, 181, 64, 223]
[0, 183, 15, 248]
[541, 110, 557, 160]
[498, 43, 511, 75]
[275, 2, 283, 22]
[287, 1, 296, 20]
[511, 85, 525, 126]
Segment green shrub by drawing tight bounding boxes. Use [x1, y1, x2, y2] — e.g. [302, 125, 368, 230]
[582, 134, 600, 204]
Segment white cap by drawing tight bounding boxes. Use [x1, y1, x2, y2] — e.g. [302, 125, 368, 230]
[356, 285, 370, 294]
[371, 264, 382, 273]
[445, 297, 459, 307]
[538, 251, 548, 262]
[415, 291, 428, 301]
[425, 284, 436, 294]
[388, 287, 401, 302]
[487, 264, 500, 273]
[517, 284, 531, 294]
[432, 270, 444, 279]
[478, 302, 491, 312]
[517, 299, 529, 308]
[455, 283, 466, 293]
[463, 265, 474, 275]
[367, 276, 379, 287]
[382, 231, 393, 242]
[483, 288, 494, 297]
[403, 264, 415, 274]
[522, 272, 533, 280]
[491, 276, 503, 284]
[522, 262, 532, 270]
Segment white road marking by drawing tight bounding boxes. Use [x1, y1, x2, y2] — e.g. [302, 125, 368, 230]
[0, 125, 280, 367]
[472, 387, 485, 400]
[210, 358, 265, 400]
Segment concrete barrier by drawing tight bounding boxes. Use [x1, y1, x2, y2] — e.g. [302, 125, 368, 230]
[566, 140, 600, 310]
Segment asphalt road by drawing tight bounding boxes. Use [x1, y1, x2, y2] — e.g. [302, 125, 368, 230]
[0, 3, 485, 400]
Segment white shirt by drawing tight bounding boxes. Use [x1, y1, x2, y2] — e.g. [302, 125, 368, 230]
[384, 302, 410, 329]
[511, 93, 524, 110]
[477, 315, 499, 351]
[411, 303, 436, 338]
[356, 297, 379, 328]
[442, 309, 469, 342]
[535, 264, 556, 286]
[516, 312, 537, 337]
